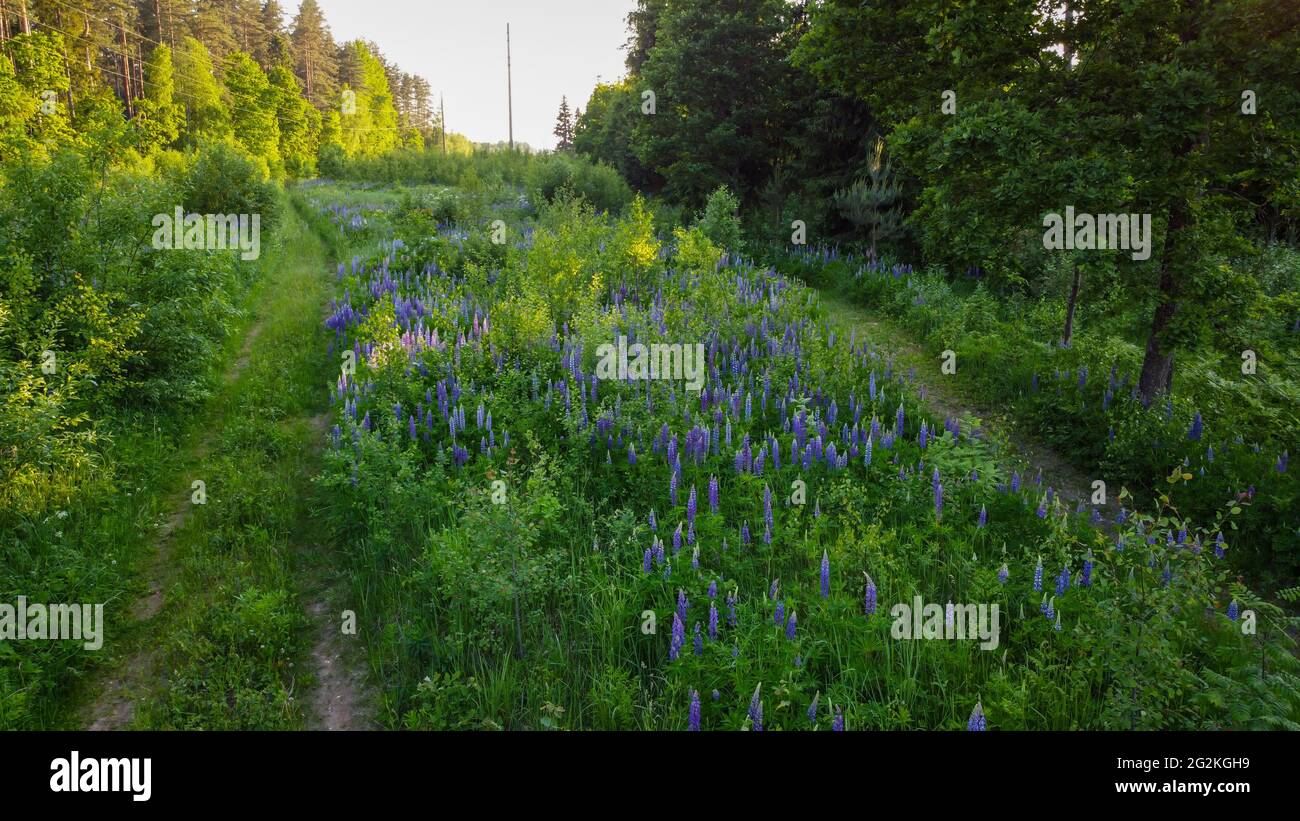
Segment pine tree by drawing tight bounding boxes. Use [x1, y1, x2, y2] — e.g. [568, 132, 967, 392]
[553, 95, 573, 151]
[291, 0, 337, 108]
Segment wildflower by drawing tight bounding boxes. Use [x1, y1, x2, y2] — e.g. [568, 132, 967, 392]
[820, 551, 830, 598]
[978, 504, 987, 528]
[1214, 532, 1225, 559]
[808, 692, 821, 723]
[711, 689, 720, 701]
[642, 547, 653, 573]
[708, 580, 717, 599]
[1188, 412, 1203, 441]
[649, 509, 657, 531]
[677, 589, 688, 623]
[694, 623, 703, 656]
[1056, 565, 1070, 595]
[669, 612, 685, 661]
[864, 573, 877, 616]
[689, 690, 701, 731]
[1228, 600, 1239, 621]
[998, 564, 1009, 585]
[708, 475, 720, 513]
[832, 706, 844, 731]
[968, 702, 986, 731]
[786, 611, 798, 640]
[1033, 557, 1043, 592]
[1081, 552, 1093, 587]
[934, 482, 943, 521]
[749, 684, 763, 731]
[774, 600, 785, 627]
[709, 602, 718, 641]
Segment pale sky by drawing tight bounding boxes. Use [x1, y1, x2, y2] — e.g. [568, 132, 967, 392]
[309, 0, 638, 150]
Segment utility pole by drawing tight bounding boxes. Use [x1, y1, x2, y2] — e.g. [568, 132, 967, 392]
[506, 23, 514, 151]
[440, 93, 446, 154]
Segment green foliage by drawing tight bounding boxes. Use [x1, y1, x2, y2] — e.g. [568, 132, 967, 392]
[695, 185, 742, 255]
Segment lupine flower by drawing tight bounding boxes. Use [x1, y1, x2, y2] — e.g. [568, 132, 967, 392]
[689, 690, 701, 731]
[769, 579, 779, 601]
[708, 580, 717, 599]
[820, 551, 830, 598]
[1228, 600, 1239, 621]
[669, 612, 685, 661]
[694, 623, 703, 655]
[832, 706, 844, 731]
[1043, 595, 1055, 621]
[1214, 532, 1225, 559]
[786, 611, 798, 639]
[1278, 451, 1289, 473]
[749, 684, 763, 731]
[774, 600, 785, 627]
[1081, 552, 1093, 587]
[649, 509, 657, 531]
[1162, 562, 1172, 586]
[726, 592, 737, 627]
[808, 691, 821, 723]
[934, 482, 943, 521]
[998, 564, 1009, 584]
[642, 547, 653, 573]
[708, 602, 718, 641]
[672, 524, 682, 555]
[670, 470, 678, 506]
[978, 504, 987, 528]
[1033, 557, 1043, 592]
[968, 702, 987, 731]
[708, 475, 720, 513]
[677, 588, 688, 623]
[864, 573, 877, 616]
[711, 689, 720, 701]
[1056, 565, 1070, 595]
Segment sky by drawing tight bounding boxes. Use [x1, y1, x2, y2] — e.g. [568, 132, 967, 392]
[308, 0, 638, 150]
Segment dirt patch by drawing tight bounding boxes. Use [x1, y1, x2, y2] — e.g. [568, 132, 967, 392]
[305, 598, 376, 731]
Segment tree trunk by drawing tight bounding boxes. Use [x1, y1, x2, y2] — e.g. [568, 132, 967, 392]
[1137, 203, 1188, 403]
[119, 12, 133, 117]
[1, 0, 10, 44]
[17, 0, 29, 35]
[1061, 261, 1081, 347]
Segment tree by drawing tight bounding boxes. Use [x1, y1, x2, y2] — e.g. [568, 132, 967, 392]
[797, 0, 1300, 400]
[173, 35, 230, 143]
[268, 59, 320, 178]
[553, 95, 573, 151]
[634, 0, 800, 207]
[135, 44, 184, 152]
[223, 50, 280, 176]
[291, 0, 337, 108]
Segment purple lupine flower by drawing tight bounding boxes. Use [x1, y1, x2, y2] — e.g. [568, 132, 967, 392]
[1081, 552, 1093, 587]
[1188, 412, 1203, 441]
[998, 563, 1009, 584]
[1056, 565, 1070, 595]
[1278, 451, 1289, 473]
[708, 475, 719, 513]
[677, 588, 688, 623]
[786, 611, 797, 639]
[708, 580, 717, 599]
[864, 573, 877, 615]
[670, 470, 679, 506]
[669, 612, 685, 661]
[643, 547, 653, 573]
[672, 524, 682, 555]
[689, 690, 701, 731]
[687, 485, 697, 526]
[774, 600, 785, 627]
[820, 551, 831, 598]
[649, 509, 657, 531]
[1162, 562, 1172, 586]
[691, 546, 699, 569]
[749, 684, 763, 732]
[763, 485, 774, 532]
[934, 482, 944, 521]
[726, 592, 737, 627]
[1033, 558, 1043, 592]
[807, 692, 821, 724]
[712, 689, 720, 701]
[694, 622, 703, 655]
[1215, 532, 1225, 559]
[708, 602, 718, 641]
[1228, 600, 1239, 621]
[769, 578, 779, 601]
[628, 443, 637, 464]
[978, 504, 987, 528]
[1043, 595, 1055, 621]
[832, 706, 844, 731]
[968, 702, 987, 731]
